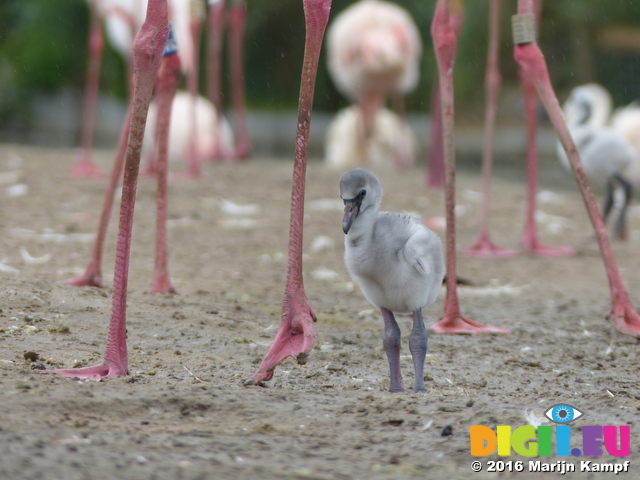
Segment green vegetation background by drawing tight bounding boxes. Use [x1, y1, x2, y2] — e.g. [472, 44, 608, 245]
[1, 0, 640, 129]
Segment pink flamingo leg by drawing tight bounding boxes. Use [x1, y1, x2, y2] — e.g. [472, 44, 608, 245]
[227, 0, 251, 160]
[519, 71, 575, 257]
[150, 46, 180, 295]
[64, 97, 132, 288]
[464, 0, 516, 258]
[50, 0, 170, 380]
[177, 5, 205, 178]
[517, 0, 574, 257]
[426, 5, 463, 189]
[71, 4, 105, 179]
[357, 92, 384, 162]
[248, 0, 332, 384]
[514, 0, 640, 336]
[426, 85, 444, 188]
[429, 0, 508, 335]
[206, 0, 226, 161]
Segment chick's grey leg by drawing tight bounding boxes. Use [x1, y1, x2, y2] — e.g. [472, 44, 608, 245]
[409, 309, 428, 393]
[381, 307, 405, 393]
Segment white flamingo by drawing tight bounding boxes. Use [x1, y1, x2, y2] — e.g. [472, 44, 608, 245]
[74, 0, 206, 178]
[143, 91, 235, 162]
[559, 83, 638, 239]
[325, 0, 421, 168]
[324, 106, 417, 170]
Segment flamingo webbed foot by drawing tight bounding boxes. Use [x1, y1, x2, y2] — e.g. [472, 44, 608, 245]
[430, 314, 509, 335]
[63, 270, 106, 288]
[608, 304, 640, 338]
[70, 156, 104, 179]
[46, 362, 128, 381]
[249, 293, 317, 385]
[522, 240, 576, 258]
[464, 237, 517, 258]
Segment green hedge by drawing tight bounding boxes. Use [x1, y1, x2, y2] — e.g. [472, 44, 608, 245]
[1, 0, 640, 127]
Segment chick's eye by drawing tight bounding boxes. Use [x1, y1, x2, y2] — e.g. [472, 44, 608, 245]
[358, 189, 366, 199]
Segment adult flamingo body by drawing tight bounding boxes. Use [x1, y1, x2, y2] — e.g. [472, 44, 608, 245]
[324, 106, 417, 170]
[326, 0, 421, 168]
[143, 91, 235, 163]
[559, 84, 637, 240]
[73, 0, 202, 178]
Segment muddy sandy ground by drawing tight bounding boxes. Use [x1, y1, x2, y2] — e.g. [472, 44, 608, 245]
[1, 144, 639, 479]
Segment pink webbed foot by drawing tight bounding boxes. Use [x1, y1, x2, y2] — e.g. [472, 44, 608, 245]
[171, 167, 206, 180]
[63, 263, 106, 288]
[431, 314, 509, 335]
[149, 274, 178, 295]
[46, 362, 128, 381]
[229, 142, 251, 161]
[521, 238, 575, 257]
[247, 291, 317, 385]
[608, 301, 640, 338]
[464, 234, 516, 258]
[69, 155, 104, 179]
[171, 148, 206, 179]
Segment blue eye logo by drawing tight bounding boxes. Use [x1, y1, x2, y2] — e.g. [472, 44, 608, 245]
[544, 404, 584, 423]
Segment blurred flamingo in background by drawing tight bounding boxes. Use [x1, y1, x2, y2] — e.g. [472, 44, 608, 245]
[430, 0, 640, 337]
[73, 0, 209, 179]
[559, 83, 639, 240]
[143, 91, 235, 164]
[325, 0, 421, 169]
[206, 0, 251, 160]
[65, 0, 197, 288]
[71, 0, 146, 178]
[324, 105, 417, 170]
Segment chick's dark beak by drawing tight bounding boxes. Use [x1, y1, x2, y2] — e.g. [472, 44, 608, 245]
[342, 198, 361, 234]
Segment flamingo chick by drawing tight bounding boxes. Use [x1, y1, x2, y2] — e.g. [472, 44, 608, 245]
[559, 84, 637, 239]
[340, 168, 444, 393]
[324, 106, 417, 169]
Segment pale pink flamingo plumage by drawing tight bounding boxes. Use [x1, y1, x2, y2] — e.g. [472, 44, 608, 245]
[326, 0, 421, 168]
